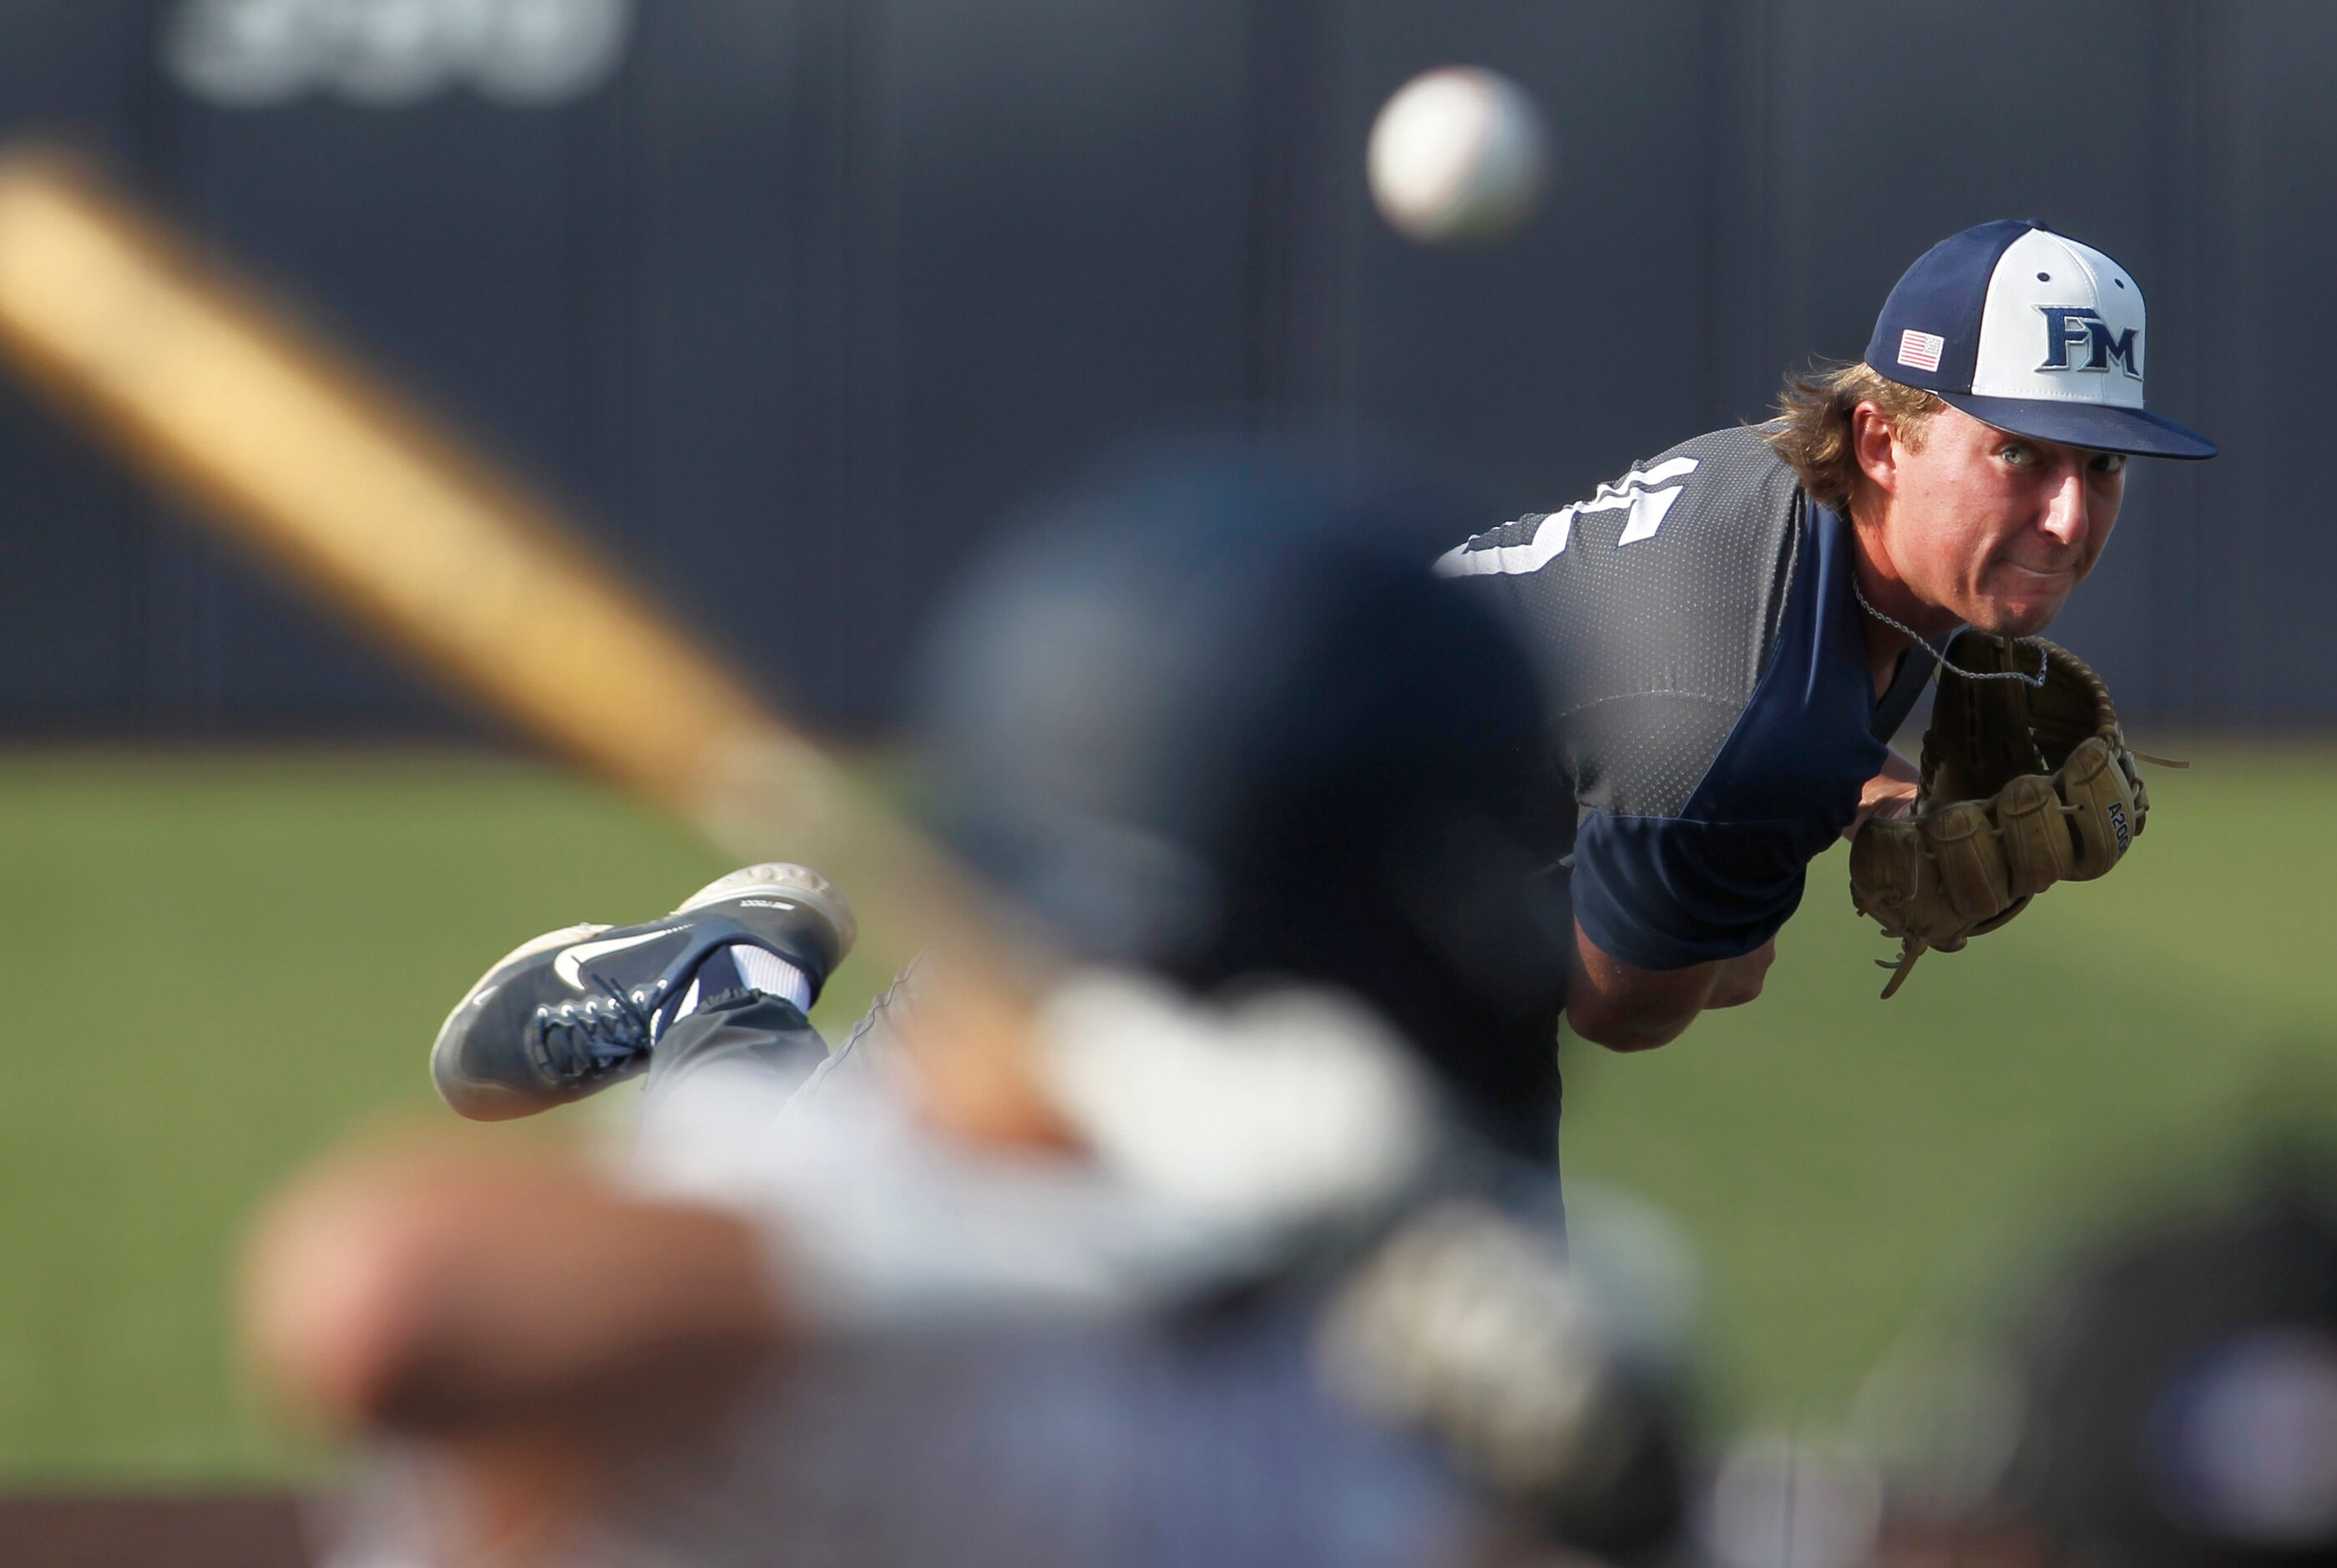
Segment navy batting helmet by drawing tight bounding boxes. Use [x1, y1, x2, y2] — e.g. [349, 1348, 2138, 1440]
[906, 431, 1571, 1156]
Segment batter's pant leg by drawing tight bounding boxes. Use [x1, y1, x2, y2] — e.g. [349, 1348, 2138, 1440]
[632, 993, 833, 1168]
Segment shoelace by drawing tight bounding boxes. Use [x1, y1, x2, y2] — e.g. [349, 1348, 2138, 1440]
[531, 974, 660, 1082]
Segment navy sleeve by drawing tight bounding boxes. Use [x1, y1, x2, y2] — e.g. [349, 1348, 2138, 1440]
[1437, 428, 1881, 974]
[1569, 812, 1811, 970]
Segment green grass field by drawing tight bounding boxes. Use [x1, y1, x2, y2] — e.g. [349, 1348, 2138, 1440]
[1, 745, 2329, 1481]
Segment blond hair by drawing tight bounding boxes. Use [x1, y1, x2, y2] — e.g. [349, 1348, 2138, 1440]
[1763, 361, 1945, 513]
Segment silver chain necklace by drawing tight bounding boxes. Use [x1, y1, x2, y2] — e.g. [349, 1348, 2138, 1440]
[1850, 573, 2048, 687]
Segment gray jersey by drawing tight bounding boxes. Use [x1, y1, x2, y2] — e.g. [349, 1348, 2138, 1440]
[329, 971, 1500, 1568]
[565, 1298, 1474, 1568]
[1439, 427, 1933, 969]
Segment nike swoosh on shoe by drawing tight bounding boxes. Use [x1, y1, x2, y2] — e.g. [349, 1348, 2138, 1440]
[553, 928, 676, 989]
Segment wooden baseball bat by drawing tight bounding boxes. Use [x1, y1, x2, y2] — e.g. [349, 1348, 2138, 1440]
[0, 148, 925, 891]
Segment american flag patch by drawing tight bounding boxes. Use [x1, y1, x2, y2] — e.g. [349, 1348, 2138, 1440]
[1897, 329, 1945, 372]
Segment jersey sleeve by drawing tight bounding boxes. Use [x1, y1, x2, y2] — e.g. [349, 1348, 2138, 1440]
[1567, 812, 1811, 970]
[1436, 426, 1856, 972]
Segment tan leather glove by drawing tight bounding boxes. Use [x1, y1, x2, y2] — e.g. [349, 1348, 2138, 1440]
[1849, 631, 2150, 997]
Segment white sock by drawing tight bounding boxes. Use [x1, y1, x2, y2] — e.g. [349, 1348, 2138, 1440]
[661, 943, 814, 1031]
[728, 945, 815, 1010]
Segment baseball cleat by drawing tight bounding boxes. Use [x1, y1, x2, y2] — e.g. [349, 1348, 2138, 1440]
[429, 863, 857, 1120]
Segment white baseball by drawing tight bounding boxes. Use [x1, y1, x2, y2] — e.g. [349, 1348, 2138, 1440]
[1367, 67, 1552, 247]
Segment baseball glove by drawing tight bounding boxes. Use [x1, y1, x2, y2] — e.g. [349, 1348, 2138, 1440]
[1849, 632, 2155, 998]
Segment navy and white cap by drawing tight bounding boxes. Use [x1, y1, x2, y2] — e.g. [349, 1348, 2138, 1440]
[1864, 219, 2217, 459]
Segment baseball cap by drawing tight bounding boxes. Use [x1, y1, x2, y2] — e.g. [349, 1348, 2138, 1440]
[1864, 219, 2217, 459]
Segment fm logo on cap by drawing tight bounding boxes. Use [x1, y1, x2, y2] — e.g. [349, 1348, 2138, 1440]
[2040, 306, 2142, 379]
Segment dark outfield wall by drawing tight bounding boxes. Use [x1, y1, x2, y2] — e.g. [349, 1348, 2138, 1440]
[0, 1, 2317, 735]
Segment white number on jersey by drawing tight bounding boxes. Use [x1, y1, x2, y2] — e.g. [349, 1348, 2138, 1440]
[1434, 456, 1701, 579]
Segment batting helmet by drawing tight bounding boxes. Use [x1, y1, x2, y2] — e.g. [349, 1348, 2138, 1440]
[907, 430, 1571, 1157]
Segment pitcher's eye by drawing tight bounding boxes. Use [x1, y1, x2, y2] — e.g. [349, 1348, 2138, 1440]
[1999, 443, 2037, 468]
[2090, 451, 2129, 476]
